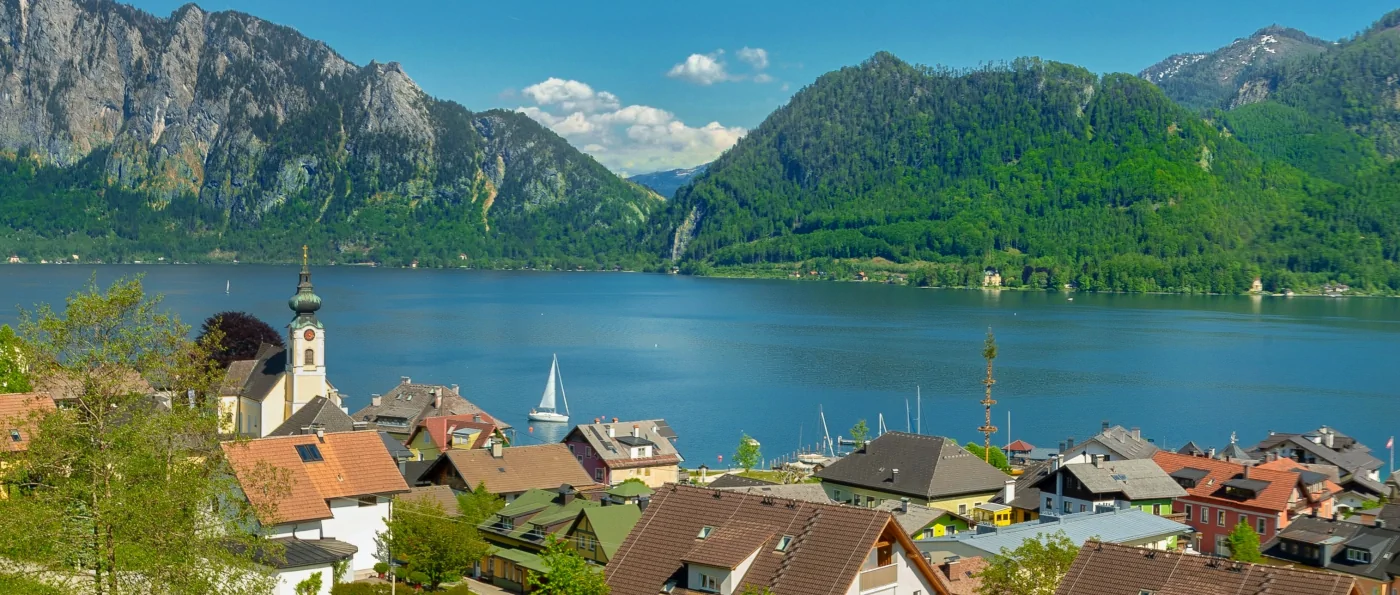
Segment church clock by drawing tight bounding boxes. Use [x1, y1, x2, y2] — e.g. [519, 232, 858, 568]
[304, 329, 316, 341]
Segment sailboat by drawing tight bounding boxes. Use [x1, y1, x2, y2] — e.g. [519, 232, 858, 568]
[528, 354, 570, 423]
[225, 280, 230, 294]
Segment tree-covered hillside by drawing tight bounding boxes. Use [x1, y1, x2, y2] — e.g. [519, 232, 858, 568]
[659, 53, 1400, 293]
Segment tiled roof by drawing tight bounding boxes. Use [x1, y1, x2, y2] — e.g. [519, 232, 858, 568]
[220, 360, 257, 397]
[240, 537, 358, 569]
[999, 458, 1051, 510]
[267, 396, 357, 436]
[401, 485, 461, 516]
[874, 501, 970, 536]
[706, 474, 776, 489]
[1004, 440, 1035, 452]
[606, 484, 950, 595]
[379, 432, 413, 460]
[1055, 541, 1357, 595]
[1074, 426, 1159, 461]
[1263, 515, 1400, 581]
[682, 520, 776, 569]
[222, 431, 411, 525]
[1052, 459, 1188, 501]
[939, 557, 987, 595]
[350, 380, 509, 431]
[1152, 451, 1302, 513]
[1253, 458, 1346, 503]
[1250, 431, 1382, 476]
[713, 483, 833, 505]
[429, 444, 594, 495]
[0, 393, 56, 452]
[413, 416, 499, 451]
[815, 432, 1009, 500]
[920, 508, 1191, 560]
[564, 420, 684, 469]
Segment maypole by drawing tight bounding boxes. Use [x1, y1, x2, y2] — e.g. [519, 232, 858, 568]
[978, 328, 999, 464]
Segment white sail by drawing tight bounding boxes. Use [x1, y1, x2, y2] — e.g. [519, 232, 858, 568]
[538, 357, 558, 411]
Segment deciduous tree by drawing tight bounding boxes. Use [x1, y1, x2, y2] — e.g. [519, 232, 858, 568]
[735, 433, 761, 471]
[1226, 520, 1263, 562]
[527, 537, 609, 595]
[0, 324, 30, 393]
[378, 495, 492, 590]
[975, 531, 1078, 595]
[850, 420, 870, 448]
[197, 311, 284, 368]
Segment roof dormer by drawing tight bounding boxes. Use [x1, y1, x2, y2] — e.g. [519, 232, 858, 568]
[681, 521, 775, 594]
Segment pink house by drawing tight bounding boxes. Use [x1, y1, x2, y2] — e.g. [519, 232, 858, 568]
[562, 418, 683, 488]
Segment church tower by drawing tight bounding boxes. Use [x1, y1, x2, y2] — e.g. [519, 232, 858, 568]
[286, 246, 328, 417]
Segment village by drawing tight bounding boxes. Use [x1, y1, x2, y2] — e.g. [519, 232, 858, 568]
[2, 264, 1397, 595]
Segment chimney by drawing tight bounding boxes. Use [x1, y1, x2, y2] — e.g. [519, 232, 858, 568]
[1051, 454, 1063, 471]
[1130, 427, 1141, 440]
[900, 497, 910, 513]
[1058, 441, 1067, 453]
[491, 440, 503, 458]
[433, 389, 441, 410]
[1377, 519, 1387, 529]
[1208, 448, 1217, 459]
[451, 384, 459, 394]
[607, 426, 615, 438]
[401, 376, 411, 384]
[352, 421, 368, 431]
[316, 428, 325, 442]
[1066, 436, 1075, 450]
[612, 417, 619, 423]
[473, 414, 482, 423]
[638, 497, 650, 513]
[1323, 428, 1335, 449]
[1093, 454, 1104, 468]
[560, 484, 576, 505]
[371, 394, 382, 407]
[1101, 420, 1110, 432]
[632, 424, 640, 438]
[1004, 479, 1016, 504]
[1242, 465, 1250, 479]
[892, 468, 900, 484]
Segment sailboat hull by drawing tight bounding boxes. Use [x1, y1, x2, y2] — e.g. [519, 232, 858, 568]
[528, 411, 569, 423]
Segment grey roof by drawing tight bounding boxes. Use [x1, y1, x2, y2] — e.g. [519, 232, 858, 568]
[563, 420, 683, 467]
[1250, 431, 1382, 476]
[706, 474, 775, 489]
[998, 458, 1051, 511]
[816, 432, 1010, 500]
[1169, 467, 1210, 483]
[242, 537, 357, 569]
[1297, 470, 1330, 487]
[1051, 460, 1187, 500]
[379, 431, 413, 460]
[350, 380, 507, 431]
[1176, 441, 1206, 456]
[223, 344, 287, 403]
[1023, 447, 1059, 461]
[917, 508, 1192, 559]
[402, 459, 435, 486]
[710, 483, 832, 504]
[873, 500, 971, 536]
[220, 360, 257, 397]
[267, 396, 357, 436]
[1217, 442, 1255, 462]
[1224, 478, 1271, 493]
[1264, 515, 1400, 581]
[1073, 426, 1159, 461]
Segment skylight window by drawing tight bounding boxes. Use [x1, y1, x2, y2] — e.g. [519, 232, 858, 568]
[295, 444, 324, 462]
[776, 535, 794, 552]
[8, 429, 19, 442]
[697, 526, 715, 539]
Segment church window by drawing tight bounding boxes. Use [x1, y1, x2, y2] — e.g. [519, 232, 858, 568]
[304, 349, 315, 366]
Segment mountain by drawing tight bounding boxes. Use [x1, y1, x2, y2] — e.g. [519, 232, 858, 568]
[0, 0, 660, 267]
[1139, 26, 1329, 112]
[659, 53, 1399, 293]
[627, 164, 708, 199]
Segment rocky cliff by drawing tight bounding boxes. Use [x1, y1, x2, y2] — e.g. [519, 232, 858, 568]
[0, 0, 657, 265]
[1139, 26, 1329, 111]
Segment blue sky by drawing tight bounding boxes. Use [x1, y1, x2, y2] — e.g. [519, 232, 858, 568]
[128, 0, 1396, 174]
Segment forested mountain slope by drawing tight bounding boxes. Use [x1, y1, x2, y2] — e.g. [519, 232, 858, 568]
[0, 0, 658, 266]
[659, 53, 1399, 293]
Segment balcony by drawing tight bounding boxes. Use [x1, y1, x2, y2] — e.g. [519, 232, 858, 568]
[858, 563, 898, 593]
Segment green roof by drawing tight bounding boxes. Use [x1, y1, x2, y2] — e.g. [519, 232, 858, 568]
[497, 489, 561, 517]
[493, 548, 550, 574]
[528, 499, 597, 528]
[606, 482, 655, 498]
[581, 504, 642, 559]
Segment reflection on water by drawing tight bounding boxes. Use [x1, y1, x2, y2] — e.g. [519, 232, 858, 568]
[1, 265, 1397, 461]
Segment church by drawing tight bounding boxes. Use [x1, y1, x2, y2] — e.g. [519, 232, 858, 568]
[218, 253, 344, 437]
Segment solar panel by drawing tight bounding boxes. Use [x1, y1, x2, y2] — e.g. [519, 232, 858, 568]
[1112, 474, 1129, 481]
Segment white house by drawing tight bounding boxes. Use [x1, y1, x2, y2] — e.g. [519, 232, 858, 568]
[223, 430, 410, 593]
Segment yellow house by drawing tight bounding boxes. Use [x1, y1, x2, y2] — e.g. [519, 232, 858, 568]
[566, 503, 642, 565]
[816, 432, 1011, 517]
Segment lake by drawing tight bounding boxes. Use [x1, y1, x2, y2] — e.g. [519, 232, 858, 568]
[2, 265, 1397, 468]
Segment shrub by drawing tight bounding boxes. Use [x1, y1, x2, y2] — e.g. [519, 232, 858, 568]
[330, 584, 392, 595]
[373, 562, 390, 576]
[439, 584, 476, 594]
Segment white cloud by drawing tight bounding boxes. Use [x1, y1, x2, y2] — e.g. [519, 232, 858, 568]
[666, 52, 732, 85]
[517, 78, 745, 174]
[737, 47, 769, 70]
[753, 73, 773, 84]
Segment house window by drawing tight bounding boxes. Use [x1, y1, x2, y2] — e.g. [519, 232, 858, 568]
[594, 468, 604, 482]
[776, 535, 794, 552]
[1200, 506, 1209, 523]
[358, 496, 377, 507]
[697, 526, 715, 539]
[645, 468, 652, 477]
[1153, 504, 1161, 515]
[699, 573, 719, 592]
[304, 349, 315, 366]
[1045, 497, 1053, 511]
[1346, 548, 1371, 563]
[1080, 504, 1087, 512]
[1184, 504, 1192, 519]
[959, 504, 967, 515]
[1257, 517, 1267, 534]
[1217, 510, 1226, 527]
[1063, 501, 1072, 513]
[294, 444, 324, 462]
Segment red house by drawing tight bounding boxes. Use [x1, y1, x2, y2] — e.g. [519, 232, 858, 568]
[562, 419, 682, 488]
[1154, 451, 1338, 556]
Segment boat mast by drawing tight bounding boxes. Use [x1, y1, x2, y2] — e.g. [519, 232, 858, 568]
[554, 354, 570, 416]
[905, 399, 911, 433]
[819, 406, 834, 458]
[916, 386, 922, 435]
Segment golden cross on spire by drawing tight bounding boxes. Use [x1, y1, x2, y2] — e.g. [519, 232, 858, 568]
[302, 245, 308, 267]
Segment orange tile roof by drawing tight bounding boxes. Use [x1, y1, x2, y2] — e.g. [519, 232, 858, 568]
[0, 393, 56, 452]
[1253, 457, 1346, 503]
[415, 416, 499, 450]
[1152, 451, 1301, 513]
[223, 431, 410, 525]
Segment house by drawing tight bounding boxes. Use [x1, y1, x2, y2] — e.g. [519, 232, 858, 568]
[266, 396, 359, 437]
[1058, 423, 1160, 465]
[604, 481, 655, 505]
[918, 507, 1192, 564]
[1055, 540, 1359, 595]
[936, 556, 986, 595]
[0, 393, 57, 498]
[993, 458, 1050, 524]
[566, 503, 643, 565]
[418, 442, 596, 502]
[379, 432, 416, 477]
[1249, 427, 1386, 501]
[404, 414, 508, 460]
[350, 377, 508, 440]
[399, 484, 462, 516]
[1004, 439, 1035, 462]
[605, 484, 954, 595]
[218, 264, 344, 438]
[714, 482, 833, 505]
[815, 432, 1010, 515]
[876, 499, 973, 539]
[1154, 451, 1338, 555]
[1254, 455, 1377, 512]
[982, 268, 1002, 288]
[561, 419, 683, 487]
[1215, 432, 1257, 464]
[1034, 456, 1186, 518]
[1264, 514, 1400, 594]
[222, 430, 410, 593]
[479, 486, 600, 592]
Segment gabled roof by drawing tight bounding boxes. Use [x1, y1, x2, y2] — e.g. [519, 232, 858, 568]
[426, 444, 594, 495]
[712, 483, 832, 504]
[706, 474, 775, 489]
[1254, 457, 1346, 502]
[350, 379, 509, 431]
[563, 420, 683, 470]
[222, 344, 287, 403]
[410, 415, 500, 451]
[875, 500, 971, 536]
[682, 520, 775, 569]
[1055, 541, 1357, 595]
[34, 367, 154, 402]
[482, 487, 599, 544]
[222, 431, 411, 524]
[577, 504, 642, 559]
[816, 432, 1009, 500]
[1047, 459, 1187, 501]
[236, 537, 358, 570]
[1004, 439, 1035, 452]
[1072, 426, 1159, 461]
[0, 392, 56, 452]
[379, 432, 413, 461]
[1176, 441, 1205, 456]
[1152, 451, 1303, 513]
[921, 508, 1192, 560]
[1250, 431, 1382, 475]
[401, 485, 461, 517]
[267, 396, 357, 436]
[605, 484, 950, 595]
[1264, 515, 1400, 582]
